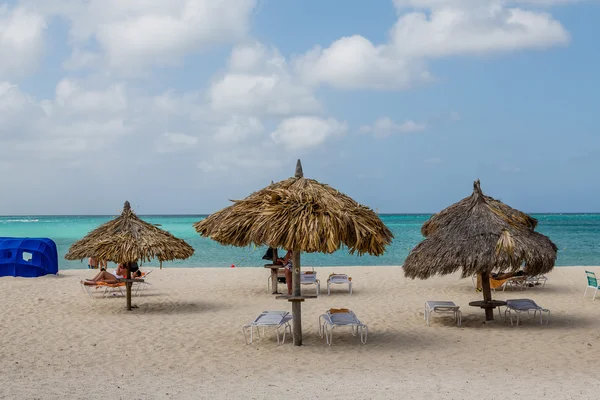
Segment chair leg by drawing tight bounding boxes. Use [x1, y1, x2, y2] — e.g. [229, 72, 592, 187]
[584, 286, 589, 299]
[349, 282, 352, 295]
[276, 327, 281, 345]
[594, 287, 598, 301]
[242, 325, 251, 345]
[360, 325, 368, 344]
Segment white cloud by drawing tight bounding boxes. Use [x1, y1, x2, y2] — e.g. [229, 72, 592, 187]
[361, 117, 427, 138]
[24, 0, 257, 72]
[49, 79, 128, 116]
[393, 0, 586, 8]
[295, 1, 569, 90]
[210, 42, 321, 116]
[0, 82, 33, 114]
[271, 117, 347, 150]
[294, 35, 432, 90]
[214, 116, 264, 142]
[0, 6, 46, 78]
[389, 6, 569, 58]
[62, 49, 101, 70]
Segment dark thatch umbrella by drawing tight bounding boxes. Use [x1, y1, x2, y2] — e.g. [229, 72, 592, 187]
[403, 180, 557, 321]
[66, 201, 194, 310]
[194, 160, 393, 345]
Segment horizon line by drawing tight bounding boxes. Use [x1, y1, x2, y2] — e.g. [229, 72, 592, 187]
[2, 212, 600, 217]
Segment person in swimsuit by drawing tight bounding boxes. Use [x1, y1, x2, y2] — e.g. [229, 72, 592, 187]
[83, 263, 141, 285]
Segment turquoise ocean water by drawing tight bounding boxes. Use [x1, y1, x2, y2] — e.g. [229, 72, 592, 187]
[1, 214, 599, 269]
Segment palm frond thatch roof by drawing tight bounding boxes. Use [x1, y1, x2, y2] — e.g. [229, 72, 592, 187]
[403, 180, 557, 279]
[193, 160, 393, 256]
[421, 180, 538, 237]
[65, 201, 194, 263]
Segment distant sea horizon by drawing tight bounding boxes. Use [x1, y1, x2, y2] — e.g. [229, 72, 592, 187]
[1, 214, 599, 269]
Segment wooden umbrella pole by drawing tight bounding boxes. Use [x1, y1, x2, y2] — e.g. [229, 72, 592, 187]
[126, 262, 132, 311]
[481, 271, 494, 321]
[292, 250, 302, 346]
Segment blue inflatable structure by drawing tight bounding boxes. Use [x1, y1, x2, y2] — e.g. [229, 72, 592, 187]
[0, 237, 59, 277]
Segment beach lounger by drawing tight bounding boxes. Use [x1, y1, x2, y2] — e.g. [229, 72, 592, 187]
[80, 280, 126, 298]
[472, 274, 526, 292]
[583, 271, 599, 300]
[424, 301, 462, 327]
[300, 270, 320, 295]
[503, 299, 550, 326]
[327, 274, 352, 295]
[242, 311, 293, 345]
[525, 274, 548, 288]
[318, 308, 367, 345]
[80, 271, 151, 298]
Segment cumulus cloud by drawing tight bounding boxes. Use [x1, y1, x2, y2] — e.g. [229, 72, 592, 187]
[23, 0, 257, 73]
[47, 79, 128, 116]
[0, 0, 586, 214]
[393, 0, 585, 9]
[210, 42, 321, 116]
[0, 5, 46, 78]
[271, 117, 348, 150]
[360, 117, 427, 138]
[294, 1, 569, 90]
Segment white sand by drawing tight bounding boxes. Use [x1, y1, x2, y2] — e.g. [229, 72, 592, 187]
[1, 266, 600, 399]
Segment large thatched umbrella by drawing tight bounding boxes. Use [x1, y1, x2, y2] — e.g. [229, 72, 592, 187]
[66, 201, 194, 310]
[194, 160, 393, 345]
[403, 180, 557, 321]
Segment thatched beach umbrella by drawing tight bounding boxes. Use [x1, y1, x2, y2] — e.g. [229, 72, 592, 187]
[194, 160, 393, 345]
[66, 201, 194, 310]
[403, 180, 557, 321]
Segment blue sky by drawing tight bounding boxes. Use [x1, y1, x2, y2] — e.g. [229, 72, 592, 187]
[0, 0, 598, 215]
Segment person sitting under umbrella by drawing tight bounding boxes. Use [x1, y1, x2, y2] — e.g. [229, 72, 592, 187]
[83, 262, 141, 285]
[274, 250, 293, 295]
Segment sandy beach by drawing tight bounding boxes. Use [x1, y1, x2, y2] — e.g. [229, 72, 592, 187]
[1, 266, 599, 399]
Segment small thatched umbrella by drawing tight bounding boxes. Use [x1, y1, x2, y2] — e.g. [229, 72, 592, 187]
[194, 160, 393, 345]
[403, 180, 557, 321]
[66, 201, 194, 310]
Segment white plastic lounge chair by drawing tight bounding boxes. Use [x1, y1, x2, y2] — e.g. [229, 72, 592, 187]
[584, 271, 599, 300]
[300, 270, 320, 295]
[525, 274, 548, 288]
[132, 269, 153, 295]
[327, 274, 352, 295]
[424, 301, 462, 327]
[318, 308, 367, 345]
[242, 311, 293, 345]
[503, 299, 550, 326]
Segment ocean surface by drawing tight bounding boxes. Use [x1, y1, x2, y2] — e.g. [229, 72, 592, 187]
[1, 214, 599, 269]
